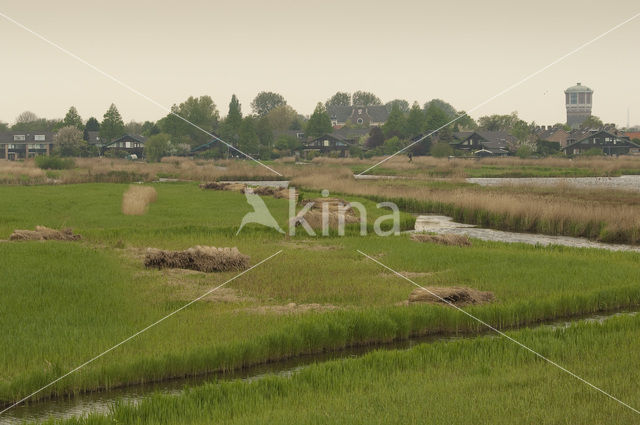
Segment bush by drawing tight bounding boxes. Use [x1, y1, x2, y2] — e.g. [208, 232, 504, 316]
[516, 145, 533, 159]
[34, 156, 75, 170]
[430, 142, 454, 158]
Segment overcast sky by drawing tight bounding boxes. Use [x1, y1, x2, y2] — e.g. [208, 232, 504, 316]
[1, 0, 639, 127]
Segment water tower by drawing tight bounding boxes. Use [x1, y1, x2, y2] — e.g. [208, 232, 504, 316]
[565, 82, 593, 128]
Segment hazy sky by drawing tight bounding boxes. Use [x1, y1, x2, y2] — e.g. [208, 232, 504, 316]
[1, 0, 639, 127]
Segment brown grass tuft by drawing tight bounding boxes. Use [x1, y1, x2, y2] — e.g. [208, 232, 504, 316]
[122, 185, 158, 215]
[144, 246, 250, 272]
[10, 226, 81, 241]
[411, 233, 471, 246]
[408, 286, 494, 306]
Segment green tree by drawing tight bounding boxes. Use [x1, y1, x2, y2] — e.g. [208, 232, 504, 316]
[266, 105, 298, 131]
[305, 103, 333, 138]
[0, 122, 8, 132]
[366, 126, 385, 149]
[257, 116, 274, 149]
[158, 96, 219, 147]
[141, 121, 160, 137]
[352, 91, 382, 106]
[478, 112, 521, 131]
[251, 91, 286, 116]
[83, 117, 100, 141]
[423, 99, 457, 119]
[226, 95, 243, 129]
[144, 133, 171, 162]
[100, 104, 125, 142]
[516, 144, 533, 158]
[385, 99, 410, 113]
[580, 115, 604, 129]
[430, 142, 454, 158]
[383, 103, 407, 138]
[406, 102, 426, 138]
[383, 136, 403, 155]
[63, 106, 83, 129]
[238, 117, 260, 156]
[424, 105, 451, 132]
[325, 92, 351, 107]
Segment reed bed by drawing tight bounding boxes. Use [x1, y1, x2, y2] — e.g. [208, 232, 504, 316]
[121, 185, 158, 215]
[292, 169, 640, 244]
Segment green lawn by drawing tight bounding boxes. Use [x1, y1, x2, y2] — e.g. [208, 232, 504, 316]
[1, 183, 640, 408]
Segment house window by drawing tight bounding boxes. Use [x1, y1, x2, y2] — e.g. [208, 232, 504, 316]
[13, 135, 25, 141]
[570, 93, 577, 104]
[323, 140, 330, 147]
[34, 135, 45, 141]
[357, 118, 364, 124]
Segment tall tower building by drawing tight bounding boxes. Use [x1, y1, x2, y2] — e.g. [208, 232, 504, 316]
[565, 83, 593, 128]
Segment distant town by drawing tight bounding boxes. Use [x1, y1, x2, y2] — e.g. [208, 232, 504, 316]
[1, 84, 639, 161]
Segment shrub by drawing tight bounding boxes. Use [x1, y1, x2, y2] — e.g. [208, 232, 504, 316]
[34, 156, 75, 170]
[430, 142, 454, 158]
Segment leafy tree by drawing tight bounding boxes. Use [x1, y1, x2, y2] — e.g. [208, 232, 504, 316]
[580, 115, 604, 129]
[144, 133, 171, 162]
[325, 92, 351, 107]
[305, 103, 333, 138]
[54, 126, 88, 156]
[516, 144, 533, 158]
[158, 96, 219, 146]
[423, 99, 457, 119]
[352, 91, 381, 106]
[251, 91, 286, 116]
[257, 116, 274, 149]
[478, 112, 521, 131]
[385, 99, 409, 113]
[141, 121, 160, 137]
[406, 102, 426, 138]
[63, 106, 83, 129]
[0, 122, 8, 132]
[275, 135, 301, 152]
[383, 103, 407, 138]
[453, 111, 477, 131]
[83, 117, 100, 141]
[424, 104, 451, 132]
[430, 142, 454, 158]
[366, 126, 385, 149]
[11, 111, 58, 132]
[266, 105, 298, 131]
[100, 104, 125, 142]
[383, 136, 403, 155]
[238, 117, 260, 156]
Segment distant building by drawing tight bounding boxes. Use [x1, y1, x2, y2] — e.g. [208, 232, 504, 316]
[302, 127, 369, 157]
[565, 83, 593, 129]
[449, 131, 514, 156]
[102, 134, 146, 156]
[537, 127, 570, 148]
[0, 132, 54, 160]
[563, 130, 639, 156]
[327, 106, 389, 128]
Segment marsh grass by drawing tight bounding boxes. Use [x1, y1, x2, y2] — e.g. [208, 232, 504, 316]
[49, 313, 640, 424]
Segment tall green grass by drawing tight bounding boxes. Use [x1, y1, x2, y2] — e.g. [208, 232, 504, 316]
[49, 313, 640, 424]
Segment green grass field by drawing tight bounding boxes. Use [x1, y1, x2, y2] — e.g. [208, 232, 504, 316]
[49, 312, 640, 424]
[1, 182, 640, 422]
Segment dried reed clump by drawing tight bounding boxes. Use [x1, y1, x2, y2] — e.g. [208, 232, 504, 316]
[10, 226, 81, 241]
[292, 197, 360, 229]
[122, 186, 158, 216]
[199, 182, 247, 192]
[411, 233, 471, 246]
[408, 286, 494, 306]
[144, 246, 250, 272]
